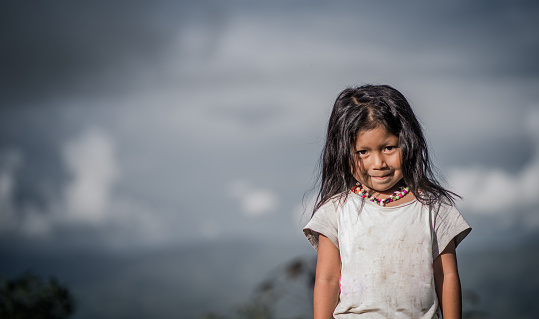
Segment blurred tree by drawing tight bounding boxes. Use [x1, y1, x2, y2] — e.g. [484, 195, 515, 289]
[200, 256, 316, 319]
[0, 272, 75, 319]
[462, 289, 489, 319]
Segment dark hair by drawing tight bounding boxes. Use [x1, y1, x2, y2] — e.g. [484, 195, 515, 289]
[312, 84, 458, 215]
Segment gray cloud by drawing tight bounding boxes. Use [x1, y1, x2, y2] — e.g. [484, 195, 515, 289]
[1, 2, 539, 316]
[0, 0, 226, 106]
[2, 0, 539, 247]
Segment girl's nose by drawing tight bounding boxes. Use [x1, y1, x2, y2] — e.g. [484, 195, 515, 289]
[371, 153, 386, 169]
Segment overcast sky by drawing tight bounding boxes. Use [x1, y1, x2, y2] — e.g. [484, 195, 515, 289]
[2, 0, 539, 247]
[1, 0, 539, 316]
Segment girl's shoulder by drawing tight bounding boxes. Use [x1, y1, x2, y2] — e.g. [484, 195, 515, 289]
[315, 193, 343, 215]
[425, 198, 459, 211]
[423, 200, 466, 225]
[318, 191, 358, 212]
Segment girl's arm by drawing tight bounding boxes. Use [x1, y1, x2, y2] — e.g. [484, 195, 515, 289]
[433, 240, 462, 319]
[314, 234, 341, 319]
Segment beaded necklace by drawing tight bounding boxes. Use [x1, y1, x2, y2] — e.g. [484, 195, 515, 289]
[352, 182, 410, 207]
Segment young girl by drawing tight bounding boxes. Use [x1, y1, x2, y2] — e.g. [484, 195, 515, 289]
[303, 85, 471, 319]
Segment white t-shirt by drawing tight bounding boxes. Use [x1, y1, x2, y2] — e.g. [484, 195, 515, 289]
[303, 191, 471, 319]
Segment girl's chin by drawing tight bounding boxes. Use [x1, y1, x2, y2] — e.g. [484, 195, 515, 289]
[368, 186, 396, 194]
[363, 180, 403, 194]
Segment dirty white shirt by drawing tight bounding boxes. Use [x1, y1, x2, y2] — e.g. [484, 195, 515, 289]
[303, 191, 471, 319]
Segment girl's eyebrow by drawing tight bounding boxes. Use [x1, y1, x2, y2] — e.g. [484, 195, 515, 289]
[355, 139, 398, 148]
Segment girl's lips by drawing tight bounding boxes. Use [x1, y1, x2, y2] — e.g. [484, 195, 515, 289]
[371, 175, 390, 180]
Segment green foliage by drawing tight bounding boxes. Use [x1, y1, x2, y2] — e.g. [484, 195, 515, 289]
[0, 272, 75, 319]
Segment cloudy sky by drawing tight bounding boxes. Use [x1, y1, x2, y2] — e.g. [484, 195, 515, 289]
[1, 0, 539, 318]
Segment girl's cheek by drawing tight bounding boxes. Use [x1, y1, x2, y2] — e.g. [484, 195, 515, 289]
[352, 166, 365, 180]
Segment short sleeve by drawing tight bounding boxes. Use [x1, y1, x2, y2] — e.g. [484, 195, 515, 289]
[431, 203, 471, 259]
[303, 199, 339, 251]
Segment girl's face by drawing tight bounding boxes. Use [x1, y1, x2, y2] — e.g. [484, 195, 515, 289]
[352, 125, 404, 195]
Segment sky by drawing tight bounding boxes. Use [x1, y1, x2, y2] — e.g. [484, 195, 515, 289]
[1, 0, 539, 318]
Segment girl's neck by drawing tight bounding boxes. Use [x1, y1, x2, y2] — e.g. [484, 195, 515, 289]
[364, 179, 405, 197]
[358, 180, 416, 207]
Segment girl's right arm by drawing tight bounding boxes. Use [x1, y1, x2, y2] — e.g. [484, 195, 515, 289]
[314, 234, 341, 319]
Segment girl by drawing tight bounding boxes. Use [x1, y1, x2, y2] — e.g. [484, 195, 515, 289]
[303, 85, 471, 319]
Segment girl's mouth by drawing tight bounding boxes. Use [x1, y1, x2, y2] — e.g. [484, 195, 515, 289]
[371, 175, 390, 180]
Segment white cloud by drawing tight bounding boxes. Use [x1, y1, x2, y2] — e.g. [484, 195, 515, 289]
[58, 128, 173, 247]
[448, 110, 539, 215]
[63, 128, 119, 223]
[0, 129, 173, 247]
[227, 180, 278, 216]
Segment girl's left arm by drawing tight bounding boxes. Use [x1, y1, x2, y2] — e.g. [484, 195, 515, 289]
[433, 239, 462, 319]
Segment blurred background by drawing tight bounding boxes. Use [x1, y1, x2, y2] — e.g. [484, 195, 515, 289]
[1, 0, 538, 318]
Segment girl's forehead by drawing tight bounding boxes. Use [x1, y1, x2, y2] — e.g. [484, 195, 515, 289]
[355, 126, 399, 144]
[355, 124, 397, 137]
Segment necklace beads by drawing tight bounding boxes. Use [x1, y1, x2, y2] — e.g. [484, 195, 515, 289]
[352, 182, 410, 207]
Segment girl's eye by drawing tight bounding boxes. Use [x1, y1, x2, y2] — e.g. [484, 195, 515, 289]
[356, 150, 367, 156]
[385, 146, 396, 152]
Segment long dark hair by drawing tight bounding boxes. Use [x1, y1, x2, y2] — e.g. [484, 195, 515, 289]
[312, 84, 458, 215]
